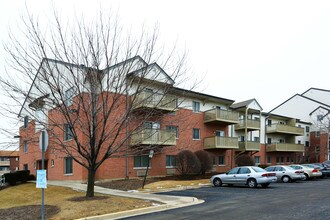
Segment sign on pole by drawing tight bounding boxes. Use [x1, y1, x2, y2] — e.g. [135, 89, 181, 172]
[36, 170, 47, 188]
[39, 130, 49, 152]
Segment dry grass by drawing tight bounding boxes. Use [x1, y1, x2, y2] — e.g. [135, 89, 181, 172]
[0, 183, 152, 220]
[142, 179, 210, 191]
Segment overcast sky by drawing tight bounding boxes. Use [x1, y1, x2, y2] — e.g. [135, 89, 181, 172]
[1, 0, 330, 148]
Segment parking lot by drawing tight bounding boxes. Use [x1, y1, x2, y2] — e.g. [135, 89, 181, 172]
[126, 178, 330, 220]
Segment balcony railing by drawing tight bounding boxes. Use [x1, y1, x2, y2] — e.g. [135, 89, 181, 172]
[235, 119, 261, 131]
[130, 129, 176, 146]
[266, 143, 305, 152]
[266, 124, 304, 136]
[204, 108, 239, 124]
[0, 161, 10, 166]
[204, 136, 239, 150]
[238, 141, 260, 151]
[131, 91, 177, 112]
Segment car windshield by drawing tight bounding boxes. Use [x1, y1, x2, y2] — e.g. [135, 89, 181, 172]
[251, 167, 266, 173]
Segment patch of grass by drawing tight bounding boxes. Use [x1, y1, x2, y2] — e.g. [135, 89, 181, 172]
[0, 183, 152, 220]
[142, 179, 210, 191]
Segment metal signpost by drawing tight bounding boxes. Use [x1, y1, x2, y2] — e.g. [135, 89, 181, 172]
[142, 150, 154, 189]
[37, 130, 48, 220]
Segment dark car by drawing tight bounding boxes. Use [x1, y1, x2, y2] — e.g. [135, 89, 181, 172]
[313, 163, 330, 178]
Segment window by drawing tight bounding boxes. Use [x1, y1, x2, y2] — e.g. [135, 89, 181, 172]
[276, 156, 280, 164]
[144, 121, 160, 129]
[216, 130, 225, 137]
[287, 157, 290, 163]
[267, 119, 272, 126]
[192, 128, 200, 140]
[23, 116, 29, 128]
[317, 115, 323, 121]
[238, 167, 251, 174]
[134, 155, 150, 168]
[298, 140, 301, 144]
[64, 157, 73, 174]
[166, 155, 176, 167]
[305, 141, 310, 147]
[254, 156, 260, 164]
[254, 137, 260, 142]
[212, 157, 217, 166]
[281, 157, 284, 164]
[267, 138, 272, 144]
[315, 146, 320, 153]
[34, 162, 36, 169]
[166, 126, 179, 138]
[23, 141, 28, 153]
[218, 155, 225, 165]
[306, 126, 310, 132]
[316, 131, 320, 137]
[23, 164, 28, 171]
[65, 87, 75, 106]
[192, 101, 200, 112]
[279, 139, 285, 143]
[64, 124, 73, 141]
[51, 159, 55, 167]
[267, 155, 271, 164]
[228, 167, 240, 174]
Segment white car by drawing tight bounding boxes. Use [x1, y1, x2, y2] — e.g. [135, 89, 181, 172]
[210, 166, 277, 188]
[265, 165, 304, 183]
[289, 164, 323, 180]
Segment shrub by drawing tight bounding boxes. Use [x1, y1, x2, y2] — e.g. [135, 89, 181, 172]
[235, 154, 255, 166]
[4, 172, 18, 186]
[176, 150, 201, 177]
[258, 164, 268, 169]
[16, 170, 30, 183]
[28, 174, 36, 181]
[195, 150, 213, 175]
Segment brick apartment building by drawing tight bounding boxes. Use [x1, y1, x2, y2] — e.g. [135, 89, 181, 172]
[307, 131, 330, 163]
[0, 151, 19, 174]
[18, 56, 308, 181]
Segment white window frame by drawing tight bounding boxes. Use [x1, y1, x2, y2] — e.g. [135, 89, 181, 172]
[192, 128, 200, 140]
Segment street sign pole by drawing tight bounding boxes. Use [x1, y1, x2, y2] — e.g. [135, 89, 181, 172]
[41, 130, 45, 220]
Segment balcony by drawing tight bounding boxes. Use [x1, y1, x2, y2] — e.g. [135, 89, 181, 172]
[235, 119, 261, 131]
[204, 108, 239, 125]
[131, 91, 177, 112]
[266, 143, 305, 152]
[238, 141, 260, 151]
[266, 124, 304, 136]
[130, 129, 176, 146]
[0, 161, 10, 166]
[204, 136, 239, 150]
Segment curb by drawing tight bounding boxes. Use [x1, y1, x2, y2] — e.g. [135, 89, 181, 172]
[78, 197, 204, 220]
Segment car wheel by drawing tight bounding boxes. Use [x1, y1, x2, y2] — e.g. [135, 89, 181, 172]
[247, 179, 257, 188]
[213, 178, 222, 187]
[261, 183, 270, 188]
[303, 173, 309, 181]
[282, 176, 291, 183]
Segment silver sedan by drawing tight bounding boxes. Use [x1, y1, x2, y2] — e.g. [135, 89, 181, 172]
[210, 166, 277, 188]
[265, 165, 304, 183]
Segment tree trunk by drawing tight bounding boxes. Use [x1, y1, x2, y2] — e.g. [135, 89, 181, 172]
[86, 168, 95, 197]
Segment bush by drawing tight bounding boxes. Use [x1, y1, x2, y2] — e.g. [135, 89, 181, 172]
[258, 164, 268, 169]
[4, 172, 18, 186]
[195, 150, 213, 175]
[28, 174, 35, 181]
[235, 154, 255, 166]
[3, 170, 31, 185]
[176, 150, 201, 177]
[16, 170, 30, 183]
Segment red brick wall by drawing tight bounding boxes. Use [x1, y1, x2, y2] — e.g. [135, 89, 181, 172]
[309, 131, 329, 163]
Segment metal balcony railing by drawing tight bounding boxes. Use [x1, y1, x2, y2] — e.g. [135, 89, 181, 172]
[204, 136, 239, 149]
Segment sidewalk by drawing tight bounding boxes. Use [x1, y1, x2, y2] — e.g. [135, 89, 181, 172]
[47, 181, 204, 219]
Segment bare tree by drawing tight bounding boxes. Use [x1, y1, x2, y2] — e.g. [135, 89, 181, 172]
[0, 9, 196, 197]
